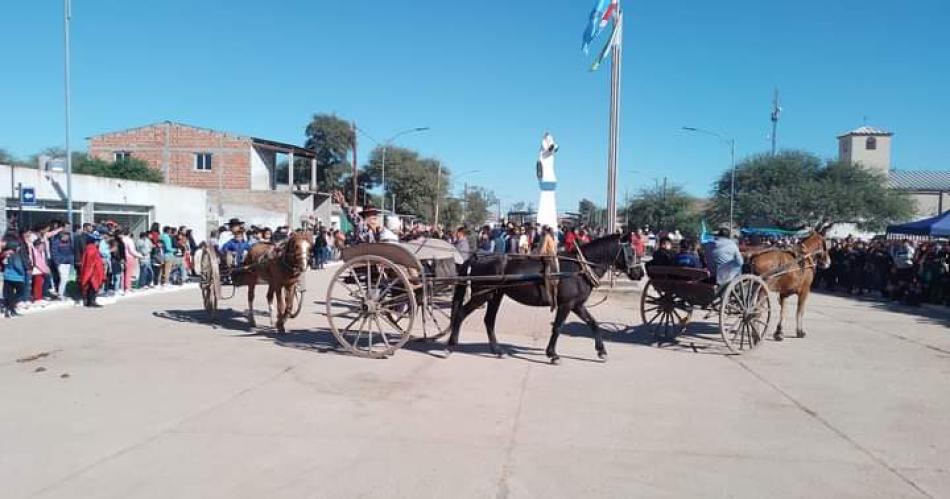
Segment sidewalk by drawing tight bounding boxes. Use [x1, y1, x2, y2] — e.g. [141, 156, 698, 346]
[7, 283, 199, 317]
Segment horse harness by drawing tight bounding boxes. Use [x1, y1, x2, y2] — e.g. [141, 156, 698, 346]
[755, 243, 827, 282]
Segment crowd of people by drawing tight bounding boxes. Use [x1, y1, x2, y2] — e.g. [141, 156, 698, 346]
[818, 237, 949, 306]
[4, 209, 948, 319]
[1, 220, 200, 317]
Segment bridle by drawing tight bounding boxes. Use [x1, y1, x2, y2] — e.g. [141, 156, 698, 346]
[277, 236, 310, 275]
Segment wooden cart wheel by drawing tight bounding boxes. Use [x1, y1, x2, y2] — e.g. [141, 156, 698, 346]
[718, 274, 772, 354]
[640, 279, 693, 341]
[199, 248, 219, 321]
[418, 285, 454, 341]
[326, 255, 417, 358]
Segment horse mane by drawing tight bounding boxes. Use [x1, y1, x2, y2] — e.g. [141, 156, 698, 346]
[566, 233, 622, 263]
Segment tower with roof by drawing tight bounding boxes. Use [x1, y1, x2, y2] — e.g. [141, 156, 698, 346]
[837, 126, 893, 175]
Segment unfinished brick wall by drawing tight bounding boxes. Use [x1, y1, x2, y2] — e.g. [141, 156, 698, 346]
[88, 122, 251, 190]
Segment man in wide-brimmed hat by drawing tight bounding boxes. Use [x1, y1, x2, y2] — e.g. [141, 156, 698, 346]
[332, 191, 397, 244]
[217, 218, 245, 247]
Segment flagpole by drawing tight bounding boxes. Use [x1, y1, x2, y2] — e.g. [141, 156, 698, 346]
[606, 12, 622, 234]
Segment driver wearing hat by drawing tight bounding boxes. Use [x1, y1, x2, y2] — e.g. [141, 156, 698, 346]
[333, 191, 398, 244]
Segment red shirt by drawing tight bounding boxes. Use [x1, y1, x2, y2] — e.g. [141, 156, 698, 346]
[79, 243, 105, 290]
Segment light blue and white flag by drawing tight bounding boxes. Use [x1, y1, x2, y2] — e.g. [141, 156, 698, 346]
[582, 0, 618, 54]
[590, 10, 622, 71]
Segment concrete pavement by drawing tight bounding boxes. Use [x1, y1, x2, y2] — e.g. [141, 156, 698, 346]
[1, 269, 948, 498]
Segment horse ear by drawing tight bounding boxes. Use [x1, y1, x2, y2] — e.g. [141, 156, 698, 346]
[815, 220, 834, 236]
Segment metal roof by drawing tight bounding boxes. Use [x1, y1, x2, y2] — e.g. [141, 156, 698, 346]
[838, 126, 893, 138]
[889, 170, 950, 191]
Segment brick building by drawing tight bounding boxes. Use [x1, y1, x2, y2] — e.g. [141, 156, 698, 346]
[87, 121, 336, 232]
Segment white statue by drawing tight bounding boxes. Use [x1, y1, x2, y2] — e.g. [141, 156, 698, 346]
[536, 132, 559, 232]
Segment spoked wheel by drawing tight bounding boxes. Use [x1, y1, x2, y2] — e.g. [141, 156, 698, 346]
[417, 285, 454, 341]
[640, 279, 693, 342]
[199, 248, 220, 321]
[718, 274, 772, 354]
[326, 255, 417, 358]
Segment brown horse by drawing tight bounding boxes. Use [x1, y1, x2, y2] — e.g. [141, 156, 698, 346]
[235, 232, 312, 333]
[748, 227, 831, 341]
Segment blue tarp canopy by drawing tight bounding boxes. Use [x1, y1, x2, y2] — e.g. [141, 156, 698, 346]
[886, 211, 950, 238]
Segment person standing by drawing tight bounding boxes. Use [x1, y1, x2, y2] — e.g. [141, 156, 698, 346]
[2, 240, 28, 316]
[80, 232, 105, 307]
[29, 229, 52, 303]
[453, 227, 471, 261]
[120, 229, 144, 292]
[135, 232, 155, 289]
[50, 231, 75, 299]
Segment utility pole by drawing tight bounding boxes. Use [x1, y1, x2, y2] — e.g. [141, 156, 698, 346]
[64, 0, 74, 227]
[770, 88, 781, 156]
[433, 161, 441, 228]
[351, 121, 358, 204]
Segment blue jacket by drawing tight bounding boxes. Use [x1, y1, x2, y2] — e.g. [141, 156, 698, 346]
[222, 239, 251, 265]
[674, 251, 702, 269]
[51, 237, 75, 266]
[2, 249, 27, 283]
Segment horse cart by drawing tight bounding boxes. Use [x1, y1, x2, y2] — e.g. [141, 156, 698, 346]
[198, 246, 305, 321]
[324, 239, 464, 358]
[639, 266, 772, 354]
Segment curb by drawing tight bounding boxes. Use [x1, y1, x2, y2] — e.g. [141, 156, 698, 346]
[9, 283, 200, 317]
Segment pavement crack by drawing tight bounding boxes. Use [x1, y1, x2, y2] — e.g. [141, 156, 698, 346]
[496, 365, 531, 499]
[729, 356, 934, 499]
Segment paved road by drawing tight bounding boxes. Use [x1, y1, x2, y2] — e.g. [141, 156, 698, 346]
[2, 269, 948, 498]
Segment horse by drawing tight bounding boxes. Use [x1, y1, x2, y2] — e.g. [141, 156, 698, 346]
[748, 226, 831, 341]
[235, 231, 312, 333]
[447, 233, 640, 364]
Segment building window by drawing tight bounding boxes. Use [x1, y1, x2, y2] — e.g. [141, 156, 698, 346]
[194, 152, 213, 171]
[114, 151, 131, 162]
[866, 137, 877, 150]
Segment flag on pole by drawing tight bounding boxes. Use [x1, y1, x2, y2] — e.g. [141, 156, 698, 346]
[582, 0, 619, 54]
[590, 10, 622, 72]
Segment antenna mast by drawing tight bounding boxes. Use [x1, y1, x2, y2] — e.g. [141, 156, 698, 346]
[770, 88, 780, 156]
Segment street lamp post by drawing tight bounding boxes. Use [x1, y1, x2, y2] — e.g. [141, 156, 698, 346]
[354, 126, 430, 212]
[64, 0, 74, 227]
[682, 127, 737, 233]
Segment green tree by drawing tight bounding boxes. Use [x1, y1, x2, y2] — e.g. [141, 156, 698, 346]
[74, 157, 164, 183]
[440, 197, 464, 229]
[624, 184, 701, 236]
[363, 146, 449, 222]
[461, 185, 498, 229]
[304, 113, 355, 191]
[709, 151, 914, 230]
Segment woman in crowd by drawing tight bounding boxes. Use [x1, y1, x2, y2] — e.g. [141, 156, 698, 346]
[135, 231, 155, 289]
[2, 239, 28, 316]
[80, 232, 105, 307]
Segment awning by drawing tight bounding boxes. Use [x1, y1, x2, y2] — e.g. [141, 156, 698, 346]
[886, 211, 950, 238]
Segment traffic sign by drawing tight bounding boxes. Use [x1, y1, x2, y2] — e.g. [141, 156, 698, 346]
[20, 187, 36, 206]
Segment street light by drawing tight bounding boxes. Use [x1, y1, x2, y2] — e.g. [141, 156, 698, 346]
[355, 126, 430, 212]
[682, 127, 737, 233]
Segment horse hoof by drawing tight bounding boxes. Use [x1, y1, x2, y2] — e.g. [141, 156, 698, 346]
[597, 352, 608, 362]
[774, 332, 784, 342]
[796, 331, 806, 338]
[549, 357, 561, 365]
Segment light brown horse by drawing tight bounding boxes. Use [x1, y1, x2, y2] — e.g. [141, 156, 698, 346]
[748, 227, 831, 341]
[235, 232, 312, 333]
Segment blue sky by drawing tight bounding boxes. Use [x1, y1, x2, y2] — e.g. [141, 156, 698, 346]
[1, 0, 947, 210]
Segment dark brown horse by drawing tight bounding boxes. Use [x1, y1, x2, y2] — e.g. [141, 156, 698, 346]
[236, 232, 312, 333]
[748, 227, 831, 341]
[448, 234, 640, 364]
